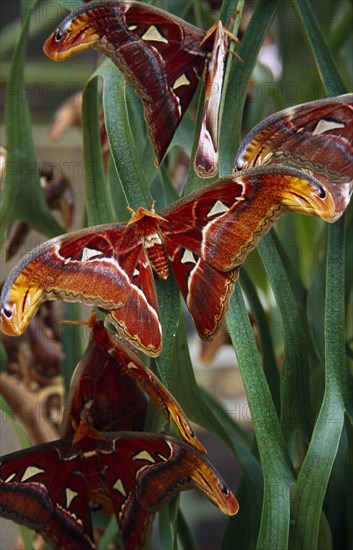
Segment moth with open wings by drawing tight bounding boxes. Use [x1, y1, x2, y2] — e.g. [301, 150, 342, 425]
[0, 425, 239, 550]
[1, 95, 352, 355]
[43, 0, 240, 178]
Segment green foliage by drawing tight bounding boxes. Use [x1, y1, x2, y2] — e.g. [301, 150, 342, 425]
[1, 0, 352, 548]
[0, 0, 64, 245]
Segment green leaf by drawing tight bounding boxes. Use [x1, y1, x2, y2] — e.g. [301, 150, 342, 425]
[82, 70, 113, 226]
[107, 155, 130, 222]
[290, 218, 346, 548]
[159, 499, 179, 550]
[270, 216, 308, 306]
[240, 269, 280, 413]
[177, 509, 196, 550]
[258, 231, 312, 453]
[154, 276, 181, 389]
[98, 515, 121, 550]
[0, 396, 14, 420]
[0, 0, 64, 245]
[307, 255, 326, 363]
[125, 85, 157, 185]
[168, 313, 264, 535]
[221, 483, 257, 550]
[345, 416, 353, 548]
[19, 526, 35, 550]
[227, 285, 295, 549]
[323, 425, 349, 549]
[292, 0, 346, 96]
[101, 60, 152, 210]
[82, 71, 114, 226]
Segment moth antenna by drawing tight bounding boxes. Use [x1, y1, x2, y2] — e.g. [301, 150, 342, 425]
[222, 26, 241, 46]
[225, 9, 241, 32]
[127, 203, 167, 225]
[128, 201, 157, 215]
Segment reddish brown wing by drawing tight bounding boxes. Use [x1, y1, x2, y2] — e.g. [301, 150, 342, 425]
[234, 94, 353, 215]
[43, 0, 210, 165]
[159, 165, 336, 339]
[0, 223, 162, 356]
[90, 319, 206, 453]
[61, 321, 147, 437]
[0, 424, 238, 550]
[102, 431, 239, 550]
[61, 315, 204, 452]
[235, 94, 353, 178]
[165, 249, 239, 340]
[0, 440, 95, 550]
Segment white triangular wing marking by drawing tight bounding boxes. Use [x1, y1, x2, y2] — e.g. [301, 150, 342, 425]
[133, 450, 156, 462]
[66, 488, 78, 507]
[4, 472, 17, 483]
[142, 26, 168, 43]
[113, 477, 127, 496]
[312, 119, 345, 135]
[21, 466, 45, 481]
[173, 74, 190, 90]
[207, 200, 229, 217]
[181, 249, 196, 264]
[157, 453, 168, 462]
[81, 247, 104, 261]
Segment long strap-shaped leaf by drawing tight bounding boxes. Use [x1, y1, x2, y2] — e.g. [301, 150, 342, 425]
[292, 0, 345, 93]
[102, 60, 152, 210]
[240, 269, 281, 413]
[258, 233, 312, 452]
[82, 68, 114, 226]
[227, 286, 295, 549]
[289, 0, 348, 546]
[169, 313, 264, 532]
[290, 217, 346, 548]
[154, 275, 181, 390]
[0, 0, 63, 246]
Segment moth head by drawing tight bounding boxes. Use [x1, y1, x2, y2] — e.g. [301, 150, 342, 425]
[127, 206, 167, 226]
[43, 14, 100, 61]
[0, 272, 44, 336]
